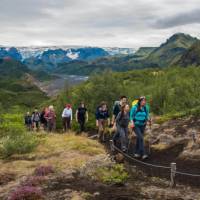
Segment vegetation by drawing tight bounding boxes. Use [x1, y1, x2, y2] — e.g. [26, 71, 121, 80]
[53, 66, 200, 129]
[0, 113, 39, 157]
[94, 164, 129, 184]
[8, 186, 44, 200]
[0, 59, 48, 111]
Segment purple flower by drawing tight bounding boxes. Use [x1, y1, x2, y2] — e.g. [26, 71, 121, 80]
[8, 186, 44, 200]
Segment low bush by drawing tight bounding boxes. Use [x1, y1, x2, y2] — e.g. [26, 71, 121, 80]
[0, 134, 38, 157]
[94, 164, 129, 185]
[0, 114, 39, 158]
[8, 186, 44, 200]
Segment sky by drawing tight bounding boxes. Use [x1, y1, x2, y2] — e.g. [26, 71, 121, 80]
[0, 0, 200, 48]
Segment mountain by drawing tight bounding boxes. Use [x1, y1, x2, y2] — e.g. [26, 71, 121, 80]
[0, 47, 22, 61]
[133, 47, 156, 60]
[0, 58, 48, 110]
[146, 33, 198, 67]
[176, 41, 200, 67]
[23, 47, 110, 70]
[103, 47, 135, 55]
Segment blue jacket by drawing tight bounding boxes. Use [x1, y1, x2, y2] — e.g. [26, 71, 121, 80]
[130, 104, 149, 126]
[95, 106, 109, 120]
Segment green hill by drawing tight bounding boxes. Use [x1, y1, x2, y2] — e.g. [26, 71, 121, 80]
[133, 47, 156, 60]
[176, 41, 200, 67]
[0, 58, 48, 111]
[147, 33, 198, 67]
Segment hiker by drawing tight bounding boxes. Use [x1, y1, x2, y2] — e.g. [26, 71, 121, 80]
[62, 104, 72, 132]
[130, 96, 149, 159]
[76, 102, 88, 133]
[32, 108, 41, 131]
[46, 105, 56, 132]
[113, 104, 130, 152]
[112, 96, 128, 124]
[24, 112, 32, 131]
[95, 101, 110, 142]
[112, 96, 128, 144]
[40, 107, 48, 131]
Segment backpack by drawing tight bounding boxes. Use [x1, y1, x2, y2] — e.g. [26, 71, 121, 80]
[33, 112, 40, 122]
[132, 103, 148, 123]
[132, 99, 139, 107]
[113, 101, 120, 111]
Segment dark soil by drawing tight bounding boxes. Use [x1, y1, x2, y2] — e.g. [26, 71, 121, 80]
[44, 175, 144, 200]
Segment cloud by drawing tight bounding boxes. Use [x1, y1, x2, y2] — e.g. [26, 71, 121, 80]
[0, 0, 200, 47]
[153, 9, 200, 29]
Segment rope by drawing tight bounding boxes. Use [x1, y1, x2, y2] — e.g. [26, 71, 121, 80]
[113, 144, 171, 169]
[111, 141, 200, 177]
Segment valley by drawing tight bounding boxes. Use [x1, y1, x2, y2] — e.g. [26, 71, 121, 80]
[33, 74, 88, 97]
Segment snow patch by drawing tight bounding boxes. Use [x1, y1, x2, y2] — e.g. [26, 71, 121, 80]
[66, 50, 79, 60]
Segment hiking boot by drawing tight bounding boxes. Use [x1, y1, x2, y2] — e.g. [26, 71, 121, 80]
[142, 155, 148, 160]
[133, 154, 140, 158]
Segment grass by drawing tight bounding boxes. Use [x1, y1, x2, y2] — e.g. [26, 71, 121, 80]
[0, 132, 105, 177]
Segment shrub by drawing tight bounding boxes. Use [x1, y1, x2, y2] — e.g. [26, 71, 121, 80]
[95, 164, 129, 184]
[0, 114, 39, 158]
[34, 165, 55, 176]
[8, 186, 44, 200]
[0, 133, 38, 157]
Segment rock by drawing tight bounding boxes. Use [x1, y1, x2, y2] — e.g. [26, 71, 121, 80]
[158, 134, 176, 146]
[93, 192, 100, 196]
[79, 154, 114, 178]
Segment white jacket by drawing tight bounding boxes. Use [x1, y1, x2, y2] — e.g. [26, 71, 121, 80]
[62, 108, 72, 120]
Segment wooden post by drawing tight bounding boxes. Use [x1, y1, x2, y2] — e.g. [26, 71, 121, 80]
[109, 140, 114, 152]
[170, 162, 176, 188]
[192, 130, 197, 144]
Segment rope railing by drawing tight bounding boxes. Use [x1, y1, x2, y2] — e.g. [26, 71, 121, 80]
[109, 140, 200, 187]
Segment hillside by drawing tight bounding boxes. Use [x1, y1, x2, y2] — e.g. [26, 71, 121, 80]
[177, 41, 200, 67]
[133, 47, 156, 60]
[0, 33, 199, 76]
[53, 67, 200, 131]
[0, 58, 48, 110]
[146, 33, 198, 67]
[54, 33, 198, 75]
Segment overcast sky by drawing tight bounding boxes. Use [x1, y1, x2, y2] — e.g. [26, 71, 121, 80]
[0, 0, 200, 48]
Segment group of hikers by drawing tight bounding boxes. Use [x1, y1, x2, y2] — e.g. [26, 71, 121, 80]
[96, 95, 150, 160]
[24, 102, 88, 133]
[24, 95, 150, 160]
[24, 106, 57, 132]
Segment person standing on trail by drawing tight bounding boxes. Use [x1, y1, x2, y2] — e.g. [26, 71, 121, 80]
[76, 102, 88, 133]
[95, 101, 110, 142]
[40, 107, 48, 131]
[130, 96, 150, 160]
[112, 96, 128, 144]
[32, 108, 41, 131]
[113, 104, 130, 152]
[24, 112, 32, 131]
[62, 104, 72, 132]
[46, 105, 56, 132]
